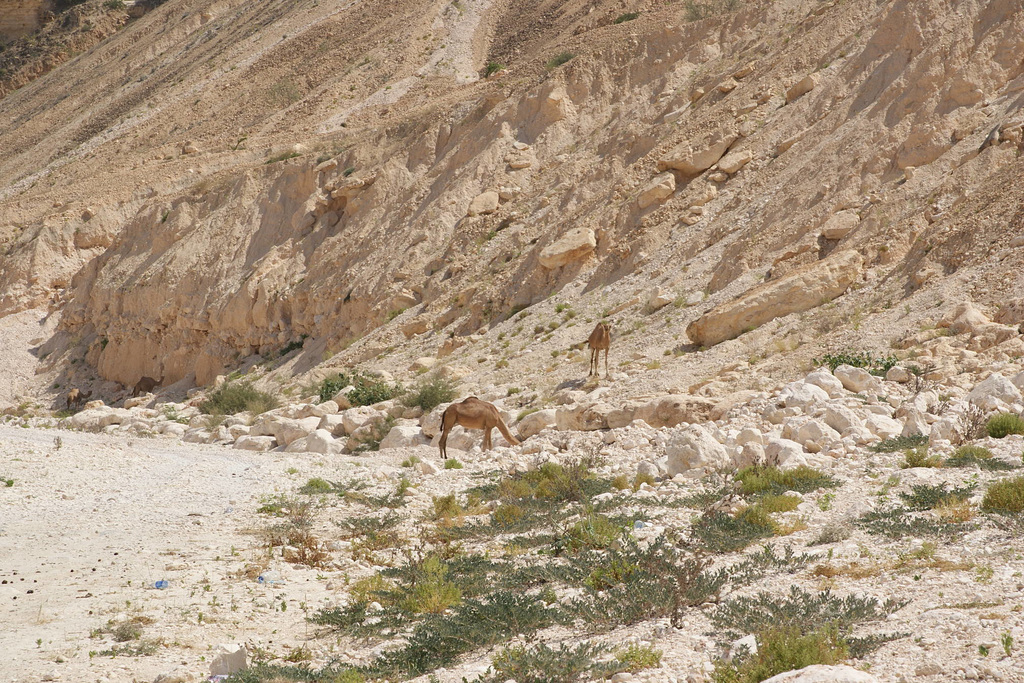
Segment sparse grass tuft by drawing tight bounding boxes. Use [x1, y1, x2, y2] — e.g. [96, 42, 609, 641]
[982, 476, 1024, 513]
[490, 641, 614, 683]
[900, 483, 975, 511]
[545, 52, 574, 69]
[200, 381, 279, 416]
[737, 465, 838, 497]
[902, 446, 943, 468]
[946, 445, 1017, 470]
[870, 434, 928, 453]
[987, 413, 1024, 439]
[444, 458, 464, 469]
[712, 625, 848, 683]
[614, 11, 641, 23]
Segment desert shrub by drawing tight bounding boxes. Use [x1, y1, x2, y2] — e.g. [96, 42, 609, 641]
[815, 350, 897, 376]
[367, 591, 560, 678]
[807, 523, 852, 546]
[691, 509, 776, 553]
[899, 483, 975, 511]
[317, 369, 402, 406]
[946, 445, 1016, 470]
[614, 644, 662, 673]
[200, 381, 278, 415]
[103, 0, 126, 9]
[484, 61, 505, 77]
[982, 476, 1024, 513]
[489, 641, 614, 683]
[737, 465, 838, 497]
[902, 446, 943, 468]
[298, 477, 333, 494]
[554, 511, 623, 554]
[712, 625, 848, 683]
[755, 494, 800, 513]
[869, 434, 928, 453]
[444, 458, 463, 469]
[987, 413, 1024, 438]
[710, 586, 907, 655]
[614, 11, 640, 23]
[404, 374, 458, 411]
[545, 52, 574, 69]
[858, 507, 975, 539]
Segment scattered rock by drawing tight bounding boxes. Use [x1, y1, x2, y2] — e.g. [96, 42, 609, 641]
[467, 191, 499, 216]
[539, 227, 597, 269]
[786, 74, 819, 103]
[638, 172, 676, 208]
[717, 149, 752, 174]
[665, 425, 730, 474]
[658, 129, 738, 175]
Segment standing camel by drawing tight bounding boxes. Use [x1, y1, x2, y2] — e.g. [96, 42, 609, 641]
[66, 388, 92, 410]
[587, 321, 611, 378]
[131, 375, 164, 397]
[438, 397, 521, 459]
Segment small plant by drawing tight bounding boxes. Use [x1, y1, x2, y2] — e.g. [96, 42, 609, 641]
[401, 455, 421, 468]
[954, 403, 988, 445]
[265, 151, 301, 164]
[1002, 631, 1014, 657]
[298, 477, 333, 494]
[899, 483, 975, 511]
[317, 369, 403, 406]
[614, 643, 662, 672]
[869, 434, 928, 453]
[814, 350, 898, 376]
[200, 381, 279, 416]
[901, 446, 943, 469]
[545, 52, 575, 69]
[490, 641, 614, 683]
[484, 61, 505, 77]
[946, 445, 1016, 470]
[712, 625, 848, 683]
[444, 459, 463, 469]
[103, 0, 126, 9]
[981, 475, 1024, 513]
[614, 11, 640, 23]
[987, 413, 1024, 438]
[404, 373, 458, 411]
[737, 465, 838, 497]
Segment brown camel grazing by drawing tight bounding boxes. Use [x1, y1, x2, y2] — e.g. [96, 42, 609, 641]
[66, 388, 92, 410]
[438, 397, 521, 459]
[587, 321, 611, 378]
[131, 376, 164, 397]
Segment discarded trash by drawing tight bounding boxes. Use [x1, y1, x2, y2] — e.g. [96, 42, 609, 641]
[154, 579, 169, 589]
[633, 520, 645, 530]
[257, 571, 282, 585]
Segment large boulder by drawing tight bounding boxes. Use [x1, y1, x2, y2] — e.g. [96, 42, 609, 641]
[687, 250, 864, 347]
[764, 438, 808, 469]
[657, 129, 738, 175]
[637, 172, 676, 208]
[539, 228, 597, 269]
[778, 382, 829, 411]
[820, 211, 860, 240]
[69, 407, 130, 431]
[665, 425, 731, 475]
[555, 402, 616, 431]
[380, 424, 430, 450]
[234, 435, 277, 451]
[833, 365, 881, 394]
[864, 413, 902, 439]
[635, 395, 716, 428]
[967, 373, 1023, 408]
[517, 409, 557, 439]
[467, 191, 499, 216]
[804, 370, 845, 398]
[305, 429, 345, 454]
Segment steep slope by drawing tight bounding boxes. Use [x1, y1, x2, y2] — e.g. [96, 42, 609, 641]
[0, 0, 1022, 399]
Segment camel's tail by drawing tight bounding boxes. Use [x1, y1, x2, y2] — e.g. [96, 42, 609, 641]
[497, 418, 521, 446]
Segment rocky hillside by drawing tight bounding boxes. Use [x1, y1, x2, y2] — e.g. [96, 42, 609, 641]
[0, 0, 1021, 404]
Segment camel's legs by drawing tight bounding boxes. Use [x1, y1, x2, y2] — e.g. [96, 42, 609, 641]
[483, 427, 493, 451]
[604, 348, 609, 378]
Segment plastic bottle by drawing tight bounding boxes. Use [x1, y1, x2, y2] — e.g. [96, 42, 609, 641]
[154, 579, 169, 589]
[257, 570, 282, 585]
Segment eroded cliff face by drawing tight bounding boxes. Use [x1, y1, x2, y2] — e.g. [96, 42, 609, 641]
[1, 0, 1023, 389]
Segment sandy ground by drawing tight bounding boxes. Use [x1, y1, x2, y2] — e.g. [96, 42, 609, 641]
[0, 424, 336, 683]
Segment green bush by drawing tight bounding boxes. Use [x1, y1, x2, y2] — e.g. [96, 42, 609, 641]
[545, 52, 574, 69]
[870, 434, 928, 453]
[902, 446, 943, 469]
[103, 0, 126, 9]
[491, 641, 614, 683]
[484, 61, 505, 77]
[200, 382, 278, 416]
[982, 476, 1024, 513]
[317, 370, 403, 406]
[404, 374, 458, 411]
[987, 413, 1024, 438]
[614, 11, 640, 23]
[945, 445, 1016, 471]
[814, 350, 898, 376]
[737, 465, 838, 497]
[712, 625, 848, 683]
